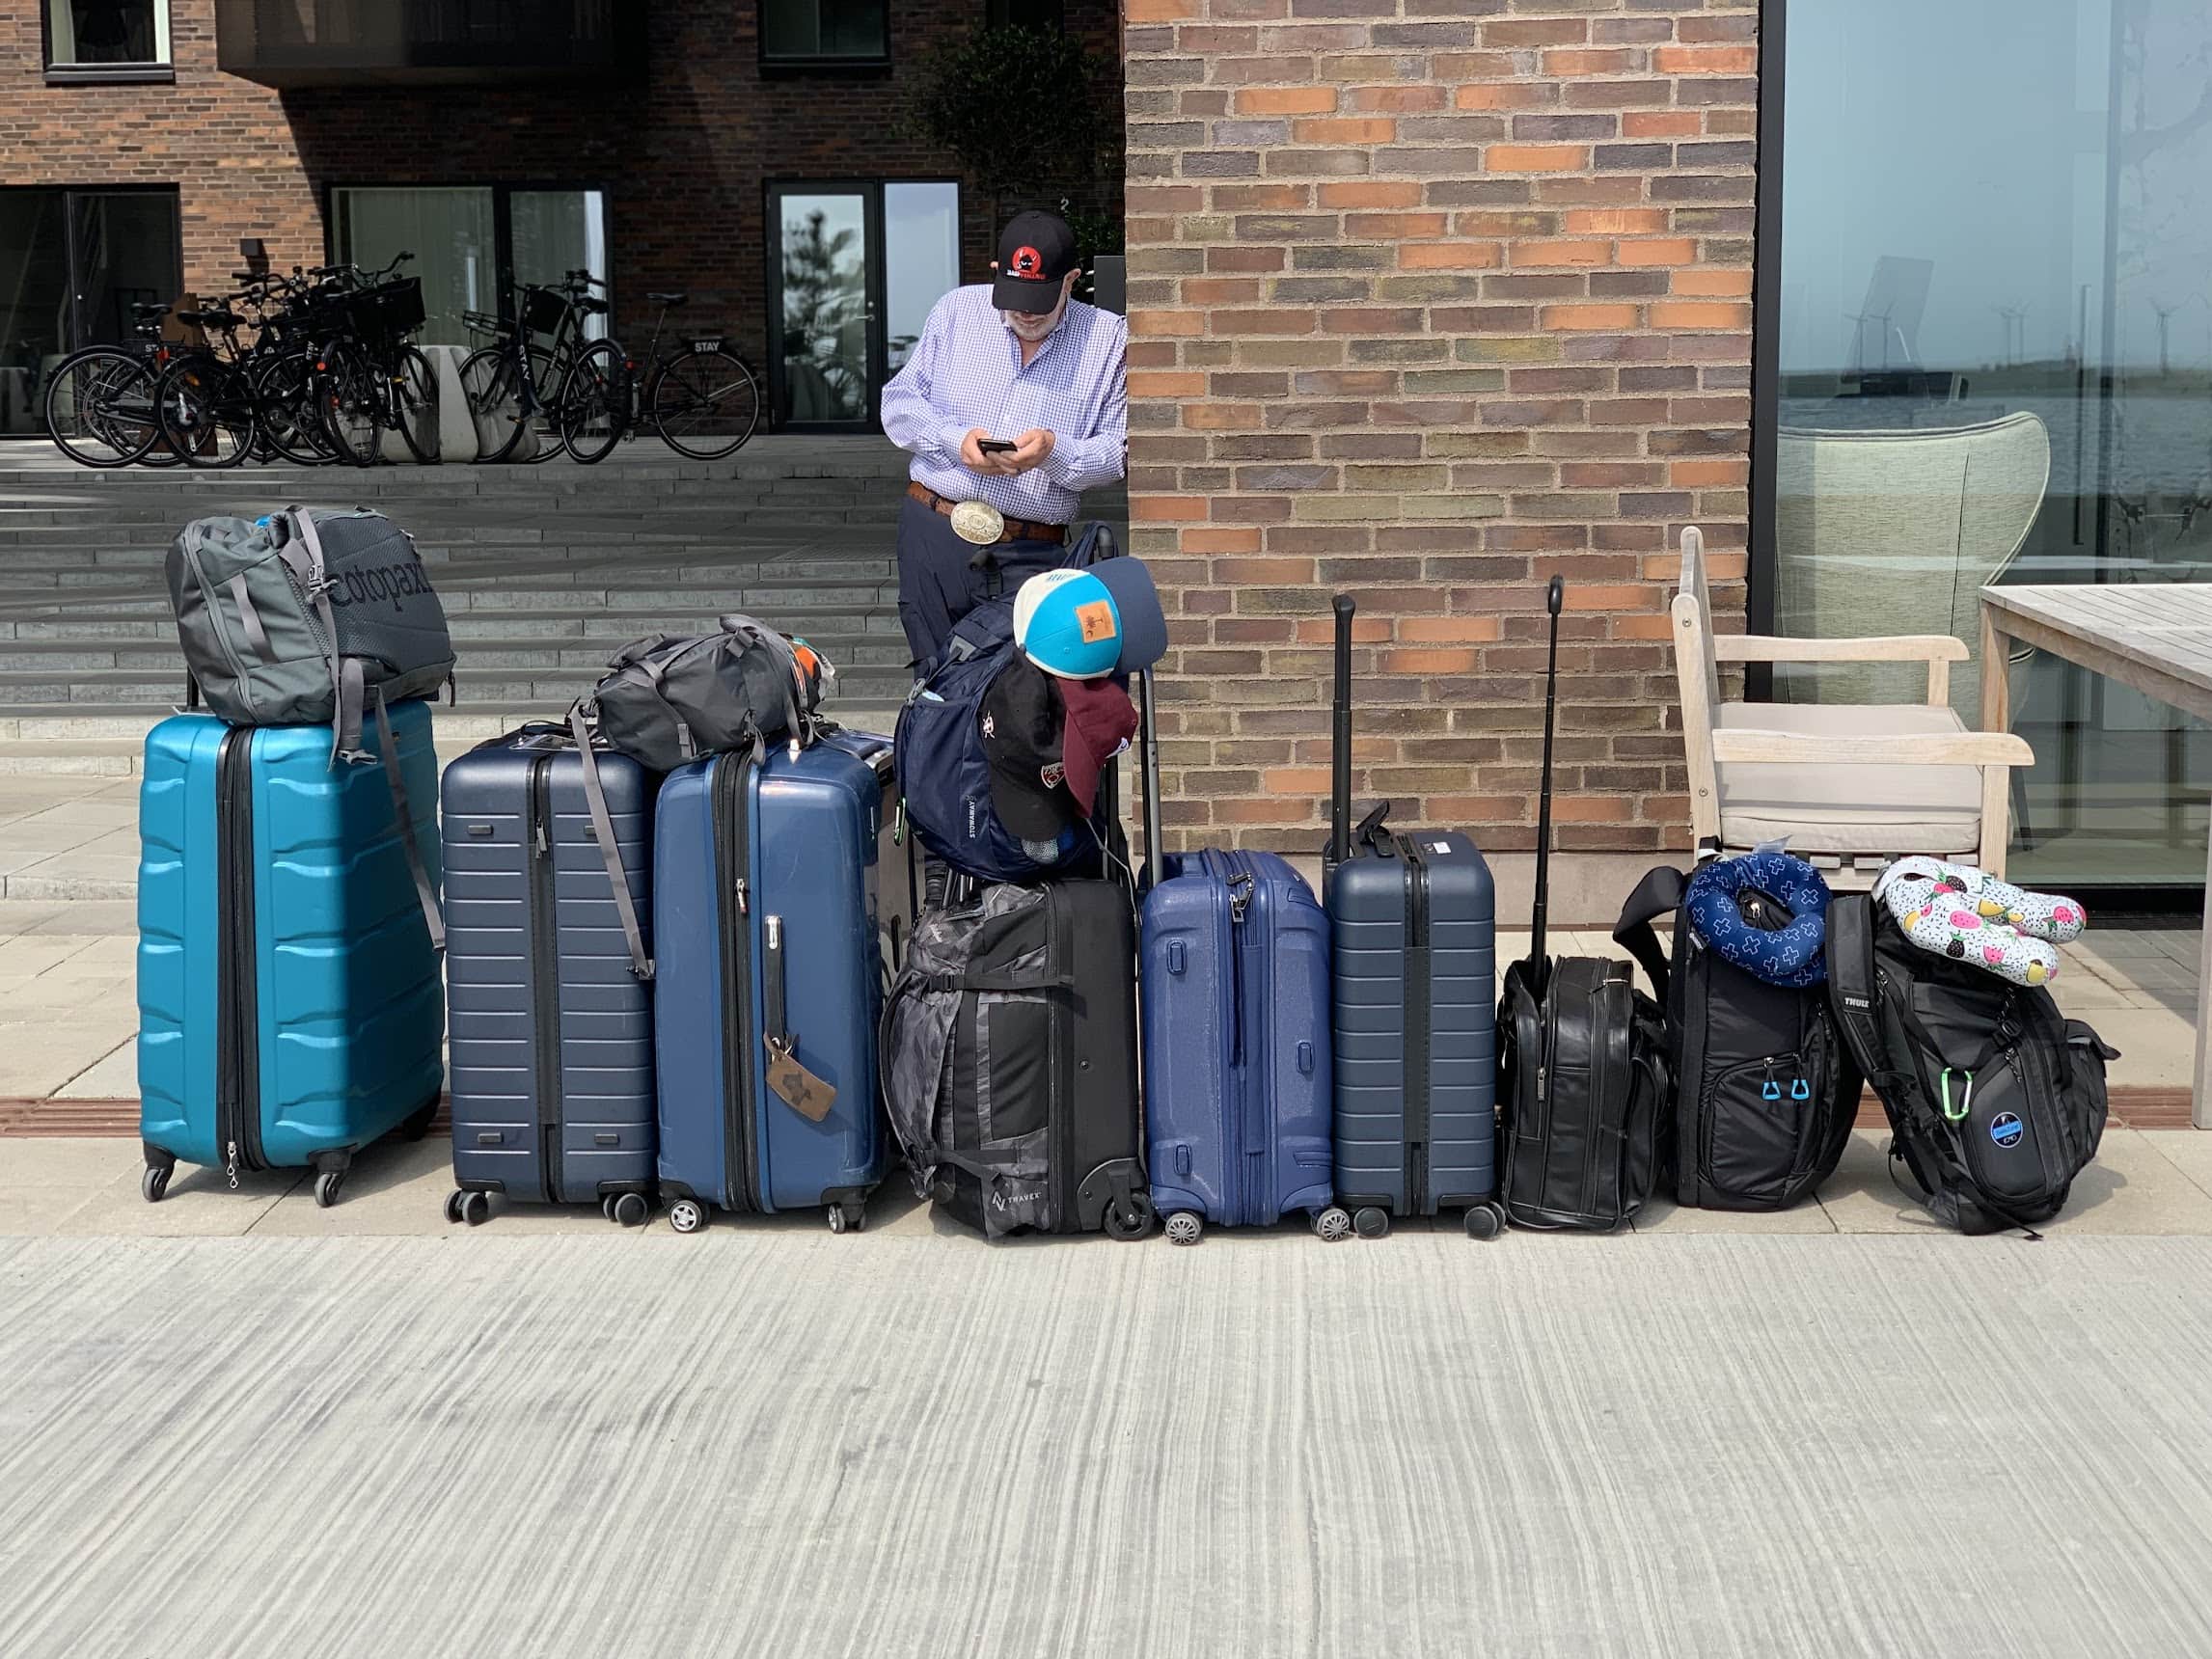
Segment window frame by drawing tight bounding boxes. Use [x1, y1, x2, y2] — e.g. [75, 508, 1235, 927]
[41, 0, 176, 84]
[757, 0, 891, 74]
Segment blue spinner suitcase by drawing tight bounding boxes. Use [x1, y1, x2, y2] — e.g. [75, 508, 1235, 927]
[136, 701, 446, 1207]
[652, 728, 903, 1235]
[440, 723, 657, 1228]
[1322, 598, 1506, 1240]
[1141, 847, 1337, 1243]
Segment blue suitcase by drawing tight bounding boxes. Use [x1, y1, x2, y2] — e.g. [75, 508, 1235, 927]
[440, 724, 657, 1228]
[1323, 597, 1506, 1240]
[136, 702, 446, 1207]
[1141, 847, 1338, 1243]
[652, 729, 902, 1235]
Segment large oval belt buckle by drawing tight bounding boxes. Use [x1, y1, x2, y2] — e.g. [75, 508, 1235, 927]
[949, 499, 1006, 547]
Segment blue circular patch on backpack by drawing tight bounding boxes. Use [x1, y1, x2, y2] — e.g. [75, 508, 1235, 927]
[1990, 1111, 2025, 1150]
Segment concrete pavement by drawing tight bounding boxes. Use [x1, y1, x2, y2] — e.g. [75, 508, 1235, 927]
[3, 1225, 2211, 1656]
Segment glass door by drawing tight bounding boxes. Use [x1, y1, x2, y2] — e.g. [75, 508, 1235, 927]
[1761, 0, 2212, 889]
[331, 186, 496, 347]
[510, 190, 610, 340]
[769, 180, 962, 432]
[0, 187, 179, 436]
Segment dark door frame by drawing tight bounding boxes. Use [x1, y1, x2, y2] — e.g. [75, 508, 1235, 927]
[764, 177, 963, 435]
[0, 183, 182, 358]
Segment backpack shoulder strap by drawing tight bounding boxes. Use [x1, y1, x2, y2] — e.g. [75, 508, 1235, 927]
[1825, 892, 1886, 1081]
[568, 704, 653, 981]
[277, 507, 356, 761]
[369, 688, 445, 953]
[1613, 863, 1685, 1001]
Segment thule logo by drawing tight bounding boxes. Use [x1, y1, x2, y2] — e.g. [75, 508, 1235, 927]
[1842, 994, 1871, 1010]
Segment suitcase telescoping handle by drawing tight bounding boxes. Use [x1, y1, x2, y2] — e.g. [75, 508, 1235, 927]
[1138, 667, 1164, 896]
[1528, 575, 1566, 988]
[1326, 593, 1355, 876]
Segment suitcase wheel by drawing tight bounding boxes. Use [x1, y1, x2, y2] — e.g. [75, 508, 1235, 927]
[1352, 1206, 1390, 1240]
[1312, 1207, 1352, 1243]
[444, 1189, 465, 1225]
[828, 1201, 866, 1236]
[1101, 1191, 1155, 1242]
[1164, 1210, 1203, 1247]
[611, 1193, 650, 1228]
[1463, 1203, 1505, 1242]
[141, 1164, 173, 1205]
[668, 1197, 708, 1236]
[314, 1170, 345, 1210]
[445, 1190, 490, 1227]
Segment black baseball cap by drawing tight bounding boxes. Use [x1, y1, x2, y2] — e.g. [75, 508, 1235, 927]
[993, 210, 1080, 314]
[980, 657, 1079, 840]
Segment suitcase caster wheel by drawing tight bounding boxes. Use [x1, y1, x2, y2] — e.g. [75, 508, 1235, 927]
[1313, 1207, 1352, 1242]
[461, 1191, 491, 1227]
[1352, 1206, 1390, 1239]
[828, 1202, 865, 1235]
[1102, 1193, 1155, 1241]
[314, 1171, 344, 1209]
[669, 1198, 706, 1236]
[1464, 1204, 1504, 1241]
[444, 1189, 465, 1225]
[601, 1195, 617, 1223]
[1164, 1210, 1202, 1246]
[612, 1193, 649, 1228]
[142, 1164, 172, 1205]
[828, 1207, 848, 1236]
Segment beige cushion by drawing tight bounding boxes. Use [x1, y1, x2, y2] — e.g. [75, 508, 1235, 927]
[1715, 703, 1982, 856]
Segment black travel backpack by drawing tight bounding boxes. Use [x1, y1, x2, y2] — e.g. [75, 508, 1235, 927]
[1825, 892, 2117, 1235]
[1615, 864, 1862, 1211]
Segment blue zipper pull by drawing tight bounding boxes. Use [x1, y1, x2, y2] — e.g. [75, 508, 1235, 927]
[1761, 1061, 1781, 1103]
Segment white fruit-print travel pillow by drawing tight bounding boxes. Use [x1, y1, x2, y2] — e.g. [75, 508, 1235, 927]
[1871, 857, 2086, 987]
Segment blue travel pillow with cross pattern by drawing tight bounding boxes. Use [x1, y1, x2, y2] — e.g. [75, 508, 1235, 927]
[1684, 848, 1831, 989]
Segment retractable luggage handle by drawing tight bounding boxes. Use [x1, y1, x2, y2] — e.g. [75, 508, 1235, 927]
[1138, 668, 1164, 896]
[1526, 576, 1566, 993]
[1325, 594, 1355, 876]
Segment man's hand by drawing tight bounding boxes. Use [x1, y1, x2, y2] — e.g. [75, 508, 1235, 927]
[960, 429, 1017, 476]
[1002, 428, 1056, 476]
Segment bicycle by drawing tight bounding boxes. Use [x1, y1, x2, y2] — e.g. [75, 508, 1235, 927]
[619, 290, 762, 460]
[41, 303, 181, 469]
[460, 270, 623, 465]
[308, 255, 435, 468]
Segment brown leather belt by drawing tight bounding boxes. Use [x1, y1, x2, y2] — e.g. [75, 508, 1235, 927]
[906, 481, 1066, 544]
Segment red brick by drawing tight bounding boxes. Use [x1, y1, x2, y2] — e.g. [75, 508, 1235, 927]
[1486, 144, 1589, 173]
[1235, 86, 1339, 114]
[1293, 118, 1398, 143]
[1541, 303, 1641, 330]
[1399, 242, 1505, 269]
[1653, 44, 1759, 75]
[1649, 300, 1752, 329]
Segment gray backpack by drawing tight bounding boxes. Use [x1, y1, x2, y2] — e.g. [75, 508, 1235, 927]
[584, 615, 830, 773]
[166, 507, 455, 759]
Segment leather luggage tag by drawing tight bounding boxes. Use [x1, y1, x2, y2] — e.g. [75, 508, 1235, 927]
[766, 1037, 836, 1122]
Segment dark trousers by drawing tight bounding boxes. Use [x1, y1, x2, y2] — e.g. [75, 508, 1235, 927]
[894, 496, 1067, 669]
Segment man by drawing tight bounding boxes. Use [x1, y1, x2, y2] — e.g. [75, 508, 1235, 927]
[879, 208, 1128, 669]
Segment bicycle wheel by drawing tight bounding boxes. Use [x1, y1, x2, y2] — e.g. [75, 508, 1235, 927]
[315, 340, 382, 468]
[153, 356, 255, 469]
[558, 340, 626, 465]
[42, 349, 160, 468]
[458, 344, 558, 464]
[394, 345, 438, 464]
[648, 346, 761, 460]
[253, 351, 333, 466]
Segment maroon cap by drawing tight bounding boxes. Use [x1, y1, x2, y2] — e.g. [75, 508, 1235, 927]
[1057, 676, 1138, 817]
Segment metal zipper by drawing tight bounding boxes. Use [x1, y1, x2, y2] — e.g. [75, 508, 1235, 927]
[527, 755, 562, 1204]
[713, 753, 759, 1211]
[1049, 886, 1074, 1231]
[215, 728, 262, 1184]
[1402, 843, 1432, 1216]
[1224, 855, 1253, 1226]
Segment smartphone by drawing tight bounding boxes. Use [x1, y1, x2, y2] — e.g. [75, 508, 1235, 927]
[977, 438, 1017, 454]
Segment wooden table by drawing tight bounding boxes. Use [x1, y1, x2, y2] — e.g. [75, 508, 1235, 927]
[1980, 583, 2212, 1127]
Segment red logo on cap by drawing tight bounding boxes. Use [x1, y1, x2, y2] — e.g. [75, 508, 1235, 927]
[1010, 245, 1044, 278]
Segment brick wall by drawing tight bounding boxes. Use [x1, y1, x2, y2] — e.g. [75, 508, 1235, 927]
[0, 0, 1123, 362]
[1122, 0, 1757, 858]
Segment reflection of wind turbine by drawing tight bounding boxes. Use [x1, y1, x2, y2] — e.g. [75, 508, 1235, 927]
[1843, 307, 1896, 373]
[1994, 302, 2026, 367]
[2152, 298, 2180, 376]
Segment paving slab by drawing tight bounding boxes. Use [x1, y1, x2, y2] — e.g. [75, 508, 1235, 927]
[3, 1233, 2212, 1655]
[2038, 1127, 2212, 1236]
[50, 1159, 298, 1237]
[52, 1038, 135, 1101]
[1634, 1192, 1838, 1234]
[2142, 1129, 2212, 1204]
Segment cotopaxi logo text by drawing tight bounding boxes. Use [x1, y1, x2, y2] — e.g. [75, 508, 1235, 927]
[326, 557, 435, 613]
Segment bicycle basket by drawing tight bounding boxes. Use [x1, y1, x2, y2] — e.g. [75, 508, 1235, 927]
[365, 277, 425, 338]
[524, 287, 570, 336]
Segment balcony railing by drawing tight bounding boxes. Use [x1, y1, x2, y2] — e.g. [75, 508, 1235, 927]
[217, 0, 633, 85]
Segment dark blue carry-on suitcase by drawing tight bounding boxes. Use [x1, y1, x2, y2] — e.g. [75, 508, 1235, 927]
[1322, 597, 1506, 1240]
[1135, 678, 1339, 1242]
[652, 728, 903, 1234]
[136, 701, 446, 1207]
[440, 719, 658, 1228]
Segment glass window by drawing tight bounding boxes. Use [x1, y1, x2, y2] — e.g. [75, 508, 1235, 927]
[511, 190, 611, 341]
[776, 192, 871, 425]
[332, 187, 497, 349]
[47, 0, 171, 67]
[1, 188, 180, 436]
[882, 182, 960, 375]
[761, 0, 888, 65]
[1765, 0, 2212, 887]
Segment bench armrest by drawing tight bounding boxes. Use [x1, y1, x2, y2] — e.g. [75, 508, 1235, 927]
[1711, 729, 2034, 768]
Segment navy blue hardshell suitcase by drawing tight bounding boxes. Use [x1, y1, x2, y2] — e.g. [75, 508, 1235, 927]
[652, 729, 903, 1234]
[1141, 848, 1338, 1242]
[136, 702, 446, 1207]
[440, 725, 657, 1227]
[1322, 598, 1506, 1239]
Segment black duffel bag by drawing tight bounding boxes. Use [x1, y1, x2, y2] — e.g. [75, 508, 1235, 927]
[584, 614, 829, 772]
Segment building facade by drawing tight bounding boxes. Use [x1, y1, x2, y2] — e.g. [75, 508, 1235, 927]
[1125, 0, 2212, 896]
[1, 0, 1122, 436]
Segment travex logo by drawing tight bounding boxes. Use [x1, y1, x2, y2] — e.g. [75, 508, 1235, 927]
[325, 556, 436, 613]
